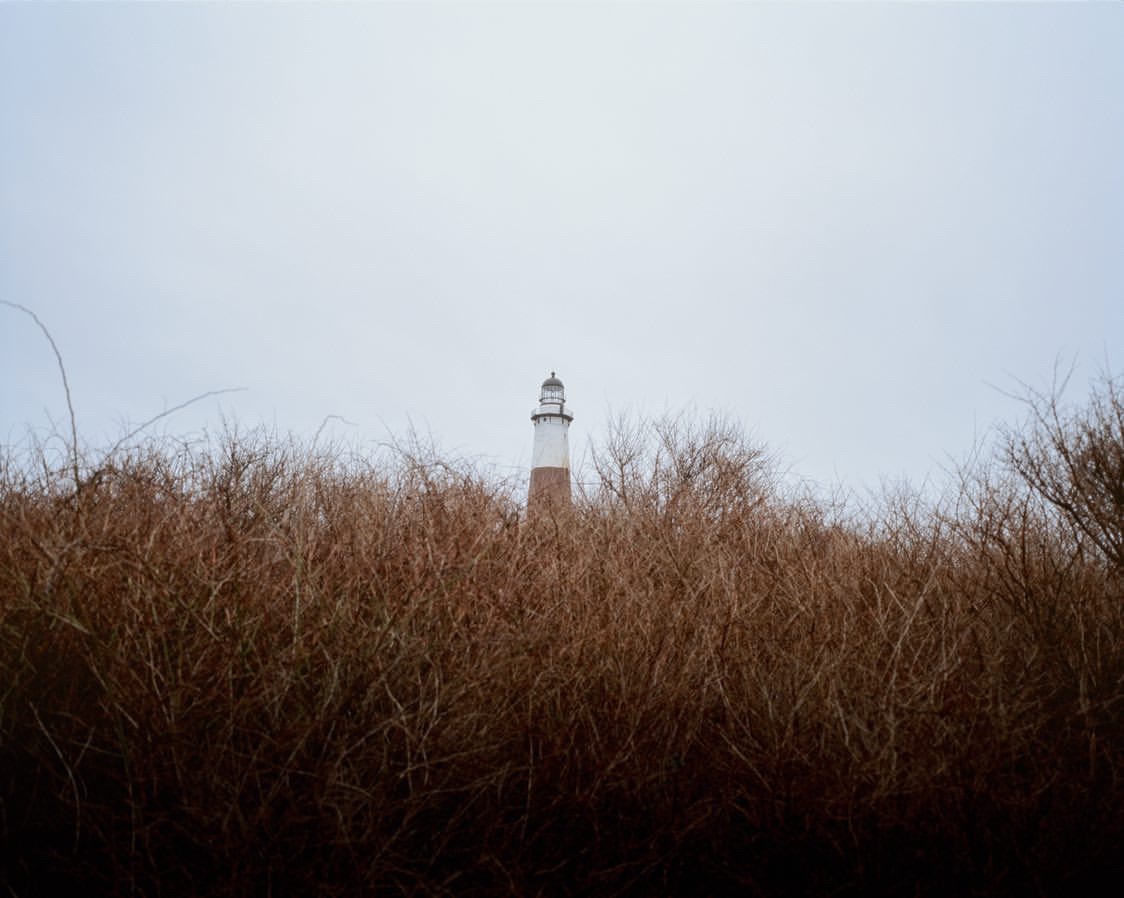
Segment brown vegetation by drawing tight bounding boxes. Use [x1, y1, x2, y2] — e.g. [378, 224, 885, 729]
[2, 381, 1123, 896]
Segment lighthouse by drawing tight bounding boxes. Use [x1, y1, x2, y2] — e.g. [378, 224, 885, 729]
[529, 372, 573, 507]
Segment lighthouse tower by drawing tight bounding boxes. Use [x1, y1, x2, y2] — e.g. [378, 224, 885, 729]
[529, 372, 573, 507]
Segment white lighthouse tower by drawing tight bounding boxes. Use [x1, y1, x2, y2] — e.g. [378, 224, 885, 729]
[529, 372, 573, 508]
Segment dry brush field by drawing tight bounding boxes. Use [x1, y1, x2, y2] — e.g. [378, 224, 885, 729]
[2, 379, 1123, 896]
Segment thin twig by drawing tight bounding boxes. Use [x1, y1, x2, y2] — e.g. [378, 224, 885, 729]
[2, 300, 80, 491]
[30, 702, 82, 849]
[107, 387, 248, 456]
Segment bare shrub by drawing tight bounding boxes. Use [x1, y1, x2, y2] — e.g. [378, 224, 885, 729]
[2, 403, 1123, 896]
[1004, 371, 1124, 573]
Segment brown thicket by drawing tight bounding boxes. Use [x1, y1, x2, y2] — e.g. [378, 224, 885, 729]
[2, 384, 1123, 897]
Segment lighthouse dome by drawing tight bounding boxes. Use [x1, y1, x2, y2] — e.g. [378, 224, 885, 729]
[540, 372, 565, 403]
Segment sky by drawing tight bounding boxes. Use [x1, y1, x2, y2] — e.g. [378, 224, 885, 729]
[2, 2, 1122, 495]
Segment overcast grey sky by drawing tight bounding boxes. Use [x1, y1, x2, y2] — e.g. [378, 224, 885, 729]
[2, 2, 1122, 493]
